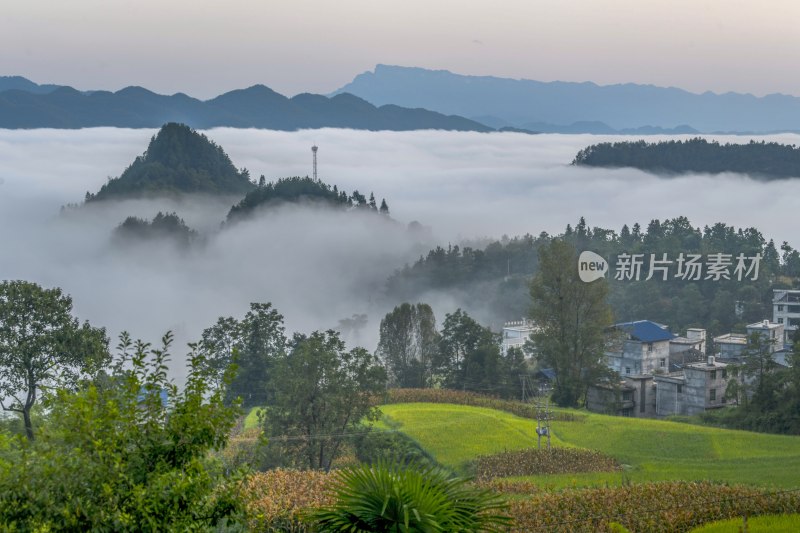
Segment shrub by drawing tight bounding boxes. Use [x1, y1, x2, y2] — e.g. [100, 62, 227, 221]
[0, 332, 246, 531]
[474, 447, 620, 480]
[354, 429, 440, 470]
[308, 461, 510, 532]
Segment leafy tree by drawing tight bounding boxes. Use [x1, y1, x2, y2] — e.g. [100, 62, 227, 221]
[264, 330, 386, 471]
[113, 211, 198, 248]
[376, 303, 440, 388]
[379, 198, 390, 215]
[200, 302, 286, 407]
[0, 332, 245, 531]
[0, 280, 109, 440]
[308, 460, 509, 532]
[437, 309, 523, 397]
[529, 240, 613, 407]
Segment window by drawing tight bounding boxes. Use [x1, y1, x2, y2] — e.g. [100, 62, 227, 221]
[779, 318, 785, 324]
[625, 367, 631, 375]
[778, 305, 785, 312]
[622, 391, 633, 402]
[722, 369, 727, 379]
[710, 388, 716, 401]
[660, 358, 666, 368]
[647, 343, 654, 353]
[710, 370, 716, 380]
[677, 384, 683, 393]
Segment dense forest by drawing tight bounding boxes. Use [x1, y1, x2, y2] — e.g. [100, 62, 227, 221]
[86, 123, 255, 201]
[386, 216, 800, 336]
[227, 176, 390, 222]
[573, 138, 800, 179]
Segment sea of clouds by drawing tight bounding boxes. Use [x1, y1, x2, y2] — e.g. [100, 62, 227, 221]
[1, 127, 799, 379]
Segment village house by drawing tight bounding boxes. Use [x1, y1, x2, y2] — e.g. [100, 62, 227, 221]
[605, 320, 675, 376]
[773, 289, 800, 343]
[501, 318, 536, 356]
[654, 356, 730, 416]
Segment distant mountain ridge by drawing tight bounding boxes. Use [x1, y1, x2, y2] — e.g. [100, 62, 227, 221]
[0, 76, 492, 132]
[333, 64, 800, 134]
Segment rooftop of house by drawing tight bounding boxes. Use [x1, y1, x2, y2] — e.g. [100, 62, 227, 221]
[713, 333, 748, 345]
[613, 320, 676, 343]
[670, 348, 706, 372]
[686, 358, 728, 371]
[747, 320, 783, 331]
[773, 289, 800, 303]
[671, 336, 703, 345]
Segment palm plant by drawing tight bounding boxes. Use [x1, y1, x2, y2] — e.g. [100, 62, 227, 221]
[306, 460, 509, 532]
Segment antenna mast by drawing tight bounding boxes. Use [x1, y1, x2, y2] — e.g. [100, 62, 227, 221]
[311, 145, 318, 180]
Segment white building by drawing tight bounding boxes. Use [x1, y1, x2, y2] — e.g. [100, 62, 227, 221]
[773, 289, 800, 343]
[501, 318, 536, 355]
[746, 319, 785, 352]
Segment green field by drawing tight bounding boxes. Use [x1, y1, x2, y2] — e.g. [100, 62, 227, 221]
[380, 402, 800, 489]
[689, 513, 800, 532]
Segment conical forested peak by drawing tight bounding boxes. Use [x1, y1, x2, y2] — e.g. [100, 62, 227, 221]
[87, 123, 255, 201]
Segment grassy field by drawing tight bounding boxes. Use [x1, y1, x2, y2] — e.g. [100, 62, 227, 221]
[689, 513, 800, 532]
[243, 407, 263, 430]
[380, 402, 800, 489]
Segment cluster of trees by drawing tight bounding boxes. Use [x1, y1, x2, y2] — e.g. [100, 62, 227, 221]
[226, 175, 390, 222]
[86, 123, 254, 201]
[387, 216, 796, 338]
[0, 281, 245, 529]
[198, 303, 386, 471]
[113, 211, 199, 248]
[572, 138, 800, 180]
[376, 304, 526, 398]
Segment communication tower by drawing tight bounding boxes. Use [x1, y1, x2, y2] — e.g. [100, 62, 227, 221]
[311, 145, 318, 180]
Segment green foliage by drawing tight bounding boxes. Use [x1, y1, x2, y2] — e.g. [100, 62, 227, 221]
[0, 332, 245, 531]
[377, 303, 440, 388]
[0, 280, 109, 440]
[573, 137, 800, 180]
[200, 303, 287, 408]
[530, 240, 614, 407]
[113, 211, 199, 248]
[386, 216, 786, 337]
[354, 429, 440, 470]
[264, 330, 387, 471]
[307, 460, 510, 532]
[438, 309, 525, 398]
[88, 122, 254, 200]
[226, 176, 391, 222]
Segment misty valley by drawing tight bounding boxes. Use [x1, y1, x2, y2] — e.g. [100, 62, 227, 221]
[4, 123, 800, 531]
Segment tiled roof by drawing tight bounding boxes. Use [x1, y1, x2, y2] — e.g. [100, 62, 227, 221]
[614, 320, 676, 343]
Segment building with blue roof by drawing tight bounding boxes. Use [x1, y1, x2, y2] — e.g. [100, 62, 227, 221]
[605, 320, 675, 376]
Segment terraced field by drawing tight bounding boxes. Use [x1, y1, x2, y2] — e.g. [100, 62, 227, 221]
[380, 402, 800, 489]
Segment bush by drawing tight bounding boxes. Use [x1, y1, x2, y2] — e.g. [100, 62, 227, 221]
[0, 333, 246, 531]
[473, 447, 620, 480]
[308, 460, 510, 532]
[384, 388, 583, 422]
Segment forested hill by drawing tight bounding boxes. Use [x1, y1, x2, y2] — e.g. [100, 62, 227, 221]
[572, 138, 800, 179]
[386, 217, 800, 336]
[87, 123, 255, 201]
[226, 176, 391, 222]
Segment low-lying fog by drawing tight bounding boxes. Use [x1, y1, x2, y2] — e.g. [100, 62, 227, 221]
[2, 127, 799, 379]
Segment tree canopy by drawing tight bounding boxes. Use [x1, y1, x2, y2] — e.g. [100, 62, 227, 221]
[0, 280, 109, 440]
[572, 138, 800, 180]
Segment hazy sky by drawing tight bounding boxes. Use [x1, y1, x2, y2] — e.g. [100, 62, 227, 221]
[3, 1, 800, 99]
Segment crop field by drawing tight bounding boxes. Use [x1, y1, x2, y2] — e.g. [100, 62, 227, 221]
[380, 402, 800, 489]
